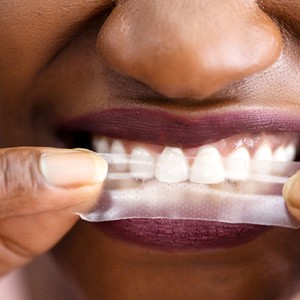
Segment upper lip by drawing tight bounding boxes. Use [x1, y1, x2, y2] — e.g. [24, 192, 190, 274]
[58, 107, 300, 148]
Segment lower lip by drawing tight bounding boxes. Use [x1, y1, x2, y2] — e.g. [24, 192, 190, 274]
[94, 219, 270, 250]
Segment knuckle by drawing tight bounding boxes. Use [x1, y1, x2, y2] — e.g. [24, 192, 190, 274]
[0, 148, 43, 200]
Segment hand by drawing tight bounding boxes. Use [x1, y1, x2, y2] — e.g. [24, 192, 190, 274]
[284, 171, 300, 220]
[0, 147, 107, 275]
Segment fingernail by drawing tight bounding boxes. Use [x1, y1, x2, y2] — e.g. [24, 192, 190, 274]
[283, 171, 300, 209]
[40, 150, 108, 187]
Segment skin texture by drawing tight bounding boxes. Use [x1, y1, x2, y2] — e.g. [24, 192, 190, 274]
[0, 0, 300, 299]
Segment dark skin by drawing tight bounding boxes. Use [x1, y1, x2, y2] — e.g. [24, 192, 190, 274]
[0, 0, 300, 299]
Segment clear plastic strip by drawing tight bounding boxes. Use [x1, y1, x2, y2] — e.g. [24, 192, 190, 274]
[77, 154, 300, 228]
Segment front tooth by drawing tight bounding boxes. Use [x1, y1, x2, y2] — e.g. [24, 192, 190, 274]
[253, 144, 273, 161]
[155, 147, 189, 183]
[190, 146, 225, 184]
[225, 147, 250, 181]
[92, 136, 110, 153]
[111, 140, 127, 171]
[130, 147, 155, 180]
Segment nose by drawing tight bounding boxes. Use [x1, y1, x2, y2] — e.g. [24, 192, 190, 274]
[98, 0, 282, 99]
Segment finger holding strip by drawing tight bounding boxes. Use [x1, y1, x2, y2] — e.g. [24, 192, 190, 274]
[0, 147, 107, 275]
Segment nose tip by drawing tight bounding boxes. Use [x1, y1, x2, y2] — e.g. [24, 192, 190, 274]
[98, 0, 282, 99]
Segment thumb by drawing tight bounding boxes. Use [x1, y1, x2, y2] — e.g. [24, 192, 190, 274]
[0, 147, 107, 218]
[0, 147, 107, 275]
[283, 171, 300, 220]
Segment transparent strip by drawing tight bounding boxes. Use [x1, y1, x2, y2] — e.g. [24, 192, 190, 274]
[77, 153, 300, 228]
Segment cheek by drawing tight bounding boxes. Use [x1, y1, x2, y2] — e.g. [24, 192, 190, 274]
[0, 1, 113, 147]
[0, 1, 112, 100]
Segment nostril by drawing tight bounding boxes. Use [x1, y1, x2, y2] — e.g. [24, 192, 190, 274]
[98, 0, 283, 100]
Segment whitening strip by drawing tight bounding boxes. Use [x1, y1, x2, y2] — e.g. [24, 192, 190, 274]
[78, 153, 300, 228]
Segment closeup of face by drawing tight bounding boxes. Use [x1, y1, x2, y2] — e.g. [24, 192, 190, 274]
[1, 0, 300, 299]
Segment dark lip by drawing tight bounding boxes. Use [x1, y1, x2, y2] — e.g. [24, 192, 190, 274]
[58, 107, 300, 147]
[94, 219, 270, 251]
[59, 107, 299, 250]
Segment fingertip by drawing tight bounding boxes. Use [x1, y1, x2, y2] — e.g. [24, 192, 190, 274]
[283, 171, 300, 218]
[286, 205, 300, 222]
[40, 150, 108, 188]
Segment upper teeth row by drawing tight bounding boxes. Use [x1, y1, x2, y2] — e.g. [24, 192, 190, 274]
[93, 137, 297, 184]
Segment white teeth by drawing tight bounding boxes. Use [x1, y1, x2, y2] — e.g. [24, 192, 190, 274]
[273, 144, 297, 162]
[111, 140, 127, 171]
[92, 136, 110, 153]
[93, 136, 297, 183]
[155, 147, 189, 183]
[252, 144, 273, 175]
[226, 147, 250, 180]
[286, 144, 297, 161]
[190, 146, 225, 184]
[273, 146, 288, 162]
[253, 144, 273, 161]
[130, 147, 155, 180]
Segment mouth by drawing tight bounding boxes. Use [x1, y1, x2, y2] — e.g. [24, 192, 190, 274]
[58, 107, 300, 250]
